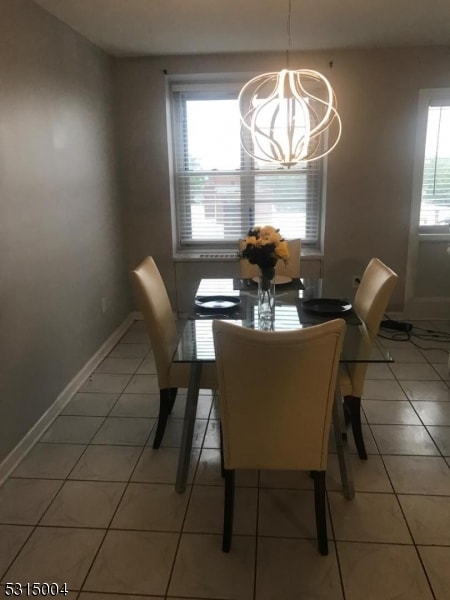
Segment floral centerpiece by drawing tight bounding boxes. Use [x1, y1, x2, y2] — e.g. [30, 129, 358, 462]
[240, 225, 290, 285]
[240, 225, 290, 324]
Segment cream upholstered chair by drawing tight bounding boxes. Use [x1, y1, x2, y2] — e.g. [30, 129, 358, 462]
[340, 258, 398, 459]
[239, 238, 301, 279]
[213, 318, 345, 555]
[131, 257, 217, 449]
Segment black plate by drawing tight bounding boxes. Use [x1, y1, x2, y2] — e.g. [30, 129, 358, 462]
[195, 295, 241, 312]
[302, 298, 352, 315]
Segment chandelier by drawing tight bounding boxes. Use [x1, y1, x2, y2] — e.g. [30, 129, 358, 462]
[238, 2, 342, 168]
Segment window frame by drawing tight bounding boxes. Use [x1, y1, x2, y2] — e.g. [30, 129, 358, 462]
[413, 88, 450, 240]
[167, 75, 326, 257]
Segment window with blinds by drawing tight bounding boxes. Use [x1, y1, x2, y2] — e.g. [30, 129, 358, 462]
[168, 79, 324, 254]
[420, 104, 450, 231]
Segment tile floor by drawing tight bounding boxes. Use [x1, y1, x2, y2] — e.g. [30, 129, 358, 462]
[0, 319, 449, 600]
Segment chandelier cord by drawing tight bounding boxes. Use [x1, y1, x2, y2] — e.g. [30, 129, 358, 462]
[286, 0, 292, 69]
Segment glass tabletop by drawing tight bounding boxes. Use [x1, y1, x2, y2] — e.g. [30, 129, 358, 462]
[174, 278, 393, 364]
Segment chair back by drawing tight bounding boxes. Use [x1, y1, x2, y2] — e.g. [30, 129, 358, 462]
[345, 257, 398, 396]
[275, 238, 301, 278]
[213, 319, 345, 472]
[131, 257, 178, 389]
[239, 238, 301, 279]
[354, 258, 398, 339]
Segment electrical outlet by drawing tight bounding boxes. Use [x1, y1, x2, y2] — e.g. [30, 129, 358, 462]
[352, 275, 361, 288]
[101, 297, 107, 313]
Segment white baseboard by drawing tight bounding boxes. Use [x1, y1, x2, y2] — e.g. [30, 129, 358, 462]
[0, 313, 136, 487]
[385, 311, 405, 321]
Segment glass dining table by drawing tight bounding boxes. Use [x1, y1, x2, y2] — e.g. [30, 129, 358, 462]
[172, 277, 393, 499]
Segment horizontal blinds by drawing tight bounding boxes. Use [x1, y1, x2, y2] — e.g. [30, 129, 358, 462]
[420, 105, 450, 227]
[170, 84, 323, 249]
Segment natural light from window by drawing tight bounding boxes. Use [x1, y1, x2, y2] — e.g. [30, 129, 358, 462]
[184, 99, 312, 241]
[420, 106, 450, 227]
[171, 86, 323, 250]
[186, 100, 240, 171]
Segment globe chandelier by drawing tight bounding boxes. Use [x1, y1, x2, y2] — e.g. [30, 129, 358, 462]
[238, 0, 342, 168]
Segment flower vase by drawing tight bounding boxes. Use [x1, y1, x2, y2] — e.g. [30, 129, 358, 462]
[257, 266, 276, 326]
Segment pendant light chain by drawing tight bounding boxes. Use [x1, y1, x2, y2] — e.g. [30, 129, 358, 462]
[286, 0, 291, 69]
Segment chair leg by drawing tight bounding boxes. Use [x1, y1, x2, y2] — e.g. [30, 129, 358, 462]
[341, 401, 350, 443]
[344, 395, 367, 459]
[343, 402, 351, 427]
[312, 470, 328, 556]
[219, 422, 225, 478]
[152, 388, 173, 449]
[169, 387, 177, 413]
[222, 469, 235, 552]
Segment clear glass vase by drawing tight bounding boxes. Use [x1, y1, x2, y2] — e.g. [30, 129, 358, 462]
[257, 266, 276, 327]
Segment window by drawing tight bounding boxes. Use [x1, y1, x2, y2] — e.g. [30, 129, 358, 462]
[168, 78, 325, 255]
[418, 92, 450, 233]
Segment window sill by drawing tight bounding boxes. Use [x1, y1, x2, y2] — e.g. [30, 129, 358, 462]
[173, 247, 323, 262]
[419, 233, 450, 243]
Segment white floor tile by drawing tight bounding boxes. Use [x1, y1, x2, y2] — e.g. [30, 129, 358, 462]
[61, 393, 119, 416]
[328, 491, 411, 544]
[383, 455, 450, 494]
[168, 533, 255, 600]
[84, 530, 178, 595]
[0, 479, 62, 525]
[111, 482, 189, 531]
[68, 445, 142, 481]
[256, 537, 343, 600]
[419, 546, 450, 600]
[4, 527, 104, 590]
[41, 481, 125, 528]
[91, 417, 155, 446]
[12, 444, 85, 479]
[337, 542, 433, 600]
[398, 494, 450, 545]
[370, 424, 440, 455]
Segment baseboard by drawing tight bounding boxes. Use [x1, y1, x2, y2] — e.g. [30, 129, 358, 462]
[385, 311, 405, 321]
[0, 313, 136, 487]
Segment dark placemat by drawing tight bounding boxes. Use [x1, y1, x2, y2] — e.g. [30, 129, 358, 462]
[296, 299, 361, 325]
[233, 278, 305, 291]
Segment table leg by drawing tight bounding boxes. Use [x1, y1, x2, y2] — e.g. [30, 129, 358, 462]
[332, 386, 355, 500]
[175, 362, 202, 493]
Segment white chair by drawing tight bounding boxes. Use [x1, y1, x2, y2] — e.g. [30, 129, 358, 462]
[131, 257, 217, 448]
[213, 318, 345, 555]
[340, 258, 398, 459]
[239, 238, 301, 280]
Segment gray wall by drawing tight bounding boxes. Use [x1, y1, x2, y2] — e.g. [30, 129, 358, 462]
[416, 241, 450, 297]
[0, 1, 131, 463]
[112, 48, 450, 313]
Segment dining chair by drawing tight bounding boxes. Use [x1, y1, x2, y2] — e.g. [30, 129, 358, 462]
[239, 238, 301, 279]
[212, 318, 346, 555]
[340, 257, 398, 459]
[131, 256, 217, 449]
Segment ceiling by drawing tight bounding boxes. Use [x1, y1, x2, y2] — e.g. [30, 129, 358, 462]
[33, 0, 450, 57]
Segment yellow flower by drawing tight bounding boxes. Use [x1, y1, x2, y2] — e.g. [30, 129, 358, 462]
[260, 225, 277, 236]
[276, 240, 290, 260]
[260, 226, 281, 243]
[240, 225, 289, 268]
[271, 231, 283, 244]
